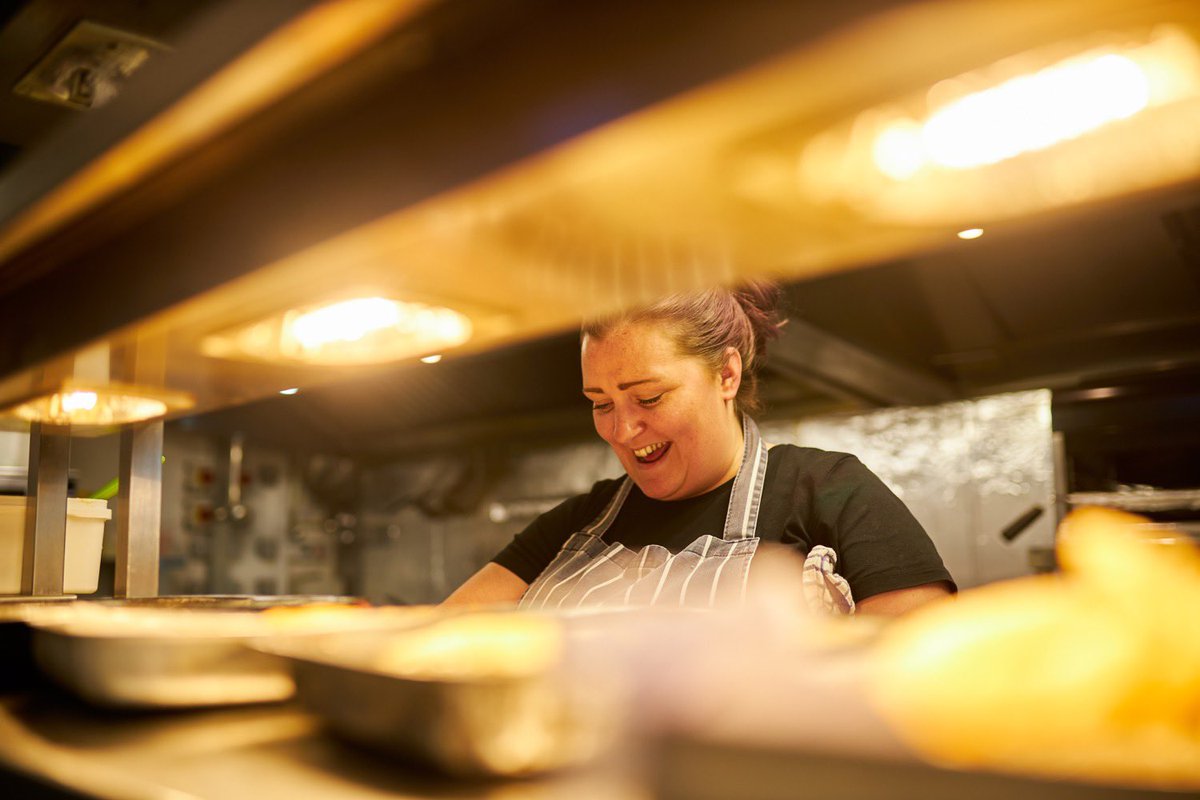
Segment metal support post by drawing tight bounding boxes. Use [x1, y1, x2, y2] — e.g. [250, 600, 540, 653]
[21, 423, 72, 596]
[115, 421, 164, 597]
[1051, 431, 1070, 525]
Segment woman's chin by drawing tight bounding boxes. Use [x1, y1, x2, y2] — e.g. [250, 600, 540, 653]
[633, 473, 686, 501]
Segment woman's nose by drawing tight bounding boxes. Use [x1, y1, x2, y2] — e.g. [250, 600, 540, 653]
[609, 407, 643, 443]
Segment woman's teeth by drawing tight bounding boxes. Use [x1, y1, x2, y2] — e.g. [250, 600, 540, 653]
[634, 442, 669, 462]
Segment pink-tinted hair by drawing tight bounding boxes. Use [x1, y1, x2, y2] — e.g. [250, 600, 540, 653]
[582, 282, 785, 416]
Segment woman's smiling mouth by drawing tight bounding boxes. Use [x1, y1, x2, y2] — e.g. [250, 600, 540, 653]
[633, 441, 671, 464]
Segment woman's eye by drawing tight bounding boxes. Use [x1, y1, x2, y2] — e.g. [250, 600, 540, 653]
[637, 394, 664, 407]
[591, 401, 613, 413]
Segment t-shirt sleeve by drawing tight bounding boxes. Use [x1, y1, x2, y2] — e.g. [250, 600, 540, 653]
[810, 455, 956, 600]
[491, 480, 619, 584]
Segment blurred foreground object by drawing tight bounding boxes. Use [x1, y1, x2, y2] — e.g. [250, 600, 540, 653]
[266, 610, 621, 777]
[870, 507, 1200, 789]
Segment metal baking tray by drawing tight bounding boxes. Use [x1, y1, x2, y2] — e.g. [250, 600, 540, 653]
[259, 616, 622, 778]
[91, 593, 362, 610]
[26, 599, 438, 709]
[31, 609, 293, 708]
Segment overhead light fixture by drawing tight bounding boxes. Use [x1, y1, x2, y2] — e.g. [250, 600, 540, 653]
[279, 387, 300, 395]
[957, 228, 984, 240]
[420, 354, 443, 364]
[202, 294, 473, 366]
[798, 25, 1200, 223]
[289, 297, 403, 350]
[1, 382, 193, 426]
[874, 53, 1151, 176]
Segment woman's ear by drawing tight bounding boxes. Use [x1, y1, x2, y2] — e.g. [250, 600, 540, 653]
[719, 347, 742, 400]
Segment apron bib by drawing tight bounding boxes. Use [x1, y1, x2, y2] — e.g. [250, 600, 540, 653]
[521, 417, 768, 610]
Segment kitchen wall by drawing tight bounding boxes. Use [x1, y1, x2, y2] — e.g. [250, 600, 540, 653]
[760, 389, 1055, 589]
[13, 427, 350, 597]
[157, 428, 345, 597]
[356, 443, 621, 603]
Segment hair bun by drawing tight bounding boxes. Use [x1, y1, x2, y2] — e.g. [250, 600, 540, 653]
[735, 281, 786, 353]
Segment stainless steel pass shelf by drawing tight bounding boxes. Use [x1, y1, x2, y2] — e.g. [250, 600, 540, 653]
[1067, 488, 1200, 513]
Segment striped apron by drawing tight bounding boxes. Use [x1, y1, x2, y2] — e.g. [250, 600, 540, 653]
[520, 417, 769, 610]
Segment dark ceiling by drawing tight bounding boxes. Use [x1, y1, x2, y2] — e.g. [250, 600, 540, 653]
[3, 0, 1199, 460]
[0, 0, 219, 171]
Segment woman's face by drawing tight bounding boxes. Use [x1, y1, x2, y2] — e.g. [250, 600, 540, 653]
[581, 320, 743, 501]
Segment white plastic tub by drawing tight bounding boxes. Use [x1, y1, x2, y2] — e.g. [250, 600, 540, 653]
[0, 496, 111, 594]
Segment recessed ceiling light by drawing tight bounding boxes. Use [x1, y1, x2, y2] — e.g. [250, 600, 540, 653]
[202, 295, 473, 366]
[420, 354, 443, 364]
[957, 228, 984, 240]
[1, 382, 192, 426]
[279, 387, 300, 395]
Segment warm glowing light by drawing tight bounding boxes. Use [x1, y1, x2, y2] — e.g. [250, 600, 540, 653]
[420, 354, 443, 364]
[957, 228, 984, 240]
[862, 25, 1200, 185]
[873, 120, 925, 180]
[281, 296, 472, 363]
[279, 387, 300, 395]
[922, 54, 1149, 168]
[10, 391, 169, 425]
[872, 53, 1152, 177]
[60, 391, 98, 412]
[798, 26, 1200, 224]
[205, 295, 474, 365]
[290, 297, 401, 349]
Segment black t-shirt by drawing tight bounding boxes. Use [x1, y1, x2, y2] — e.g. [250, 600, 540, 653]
[492, 445, 956, 602]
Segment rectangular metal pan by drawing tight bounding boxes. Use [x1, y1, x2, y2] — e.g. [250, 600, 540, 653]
[258, 613, 622, 778]
[26, 599, 438, 709]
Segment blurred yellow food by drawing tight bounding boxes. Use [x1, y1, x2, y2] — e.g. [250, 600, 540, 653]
[259, 602, 437, 632]
[870, 506, 1200, 789]
[373, 612, 563, 681]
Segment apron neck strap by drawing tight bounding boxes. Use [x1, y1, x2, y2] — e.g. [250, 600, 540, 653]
[722, 414, 769, 541]
[582, 415, 769, 542]
[580, 477, 633, 538]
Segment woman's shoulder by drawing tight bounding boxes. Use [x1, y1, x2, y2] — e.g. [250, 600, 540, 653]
[766, 443, 861, 477]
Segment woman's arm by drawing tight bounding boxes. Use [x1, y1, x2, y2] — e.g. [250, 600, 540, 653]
[442, 562, 529, 606]
[856, 581, 952, 616]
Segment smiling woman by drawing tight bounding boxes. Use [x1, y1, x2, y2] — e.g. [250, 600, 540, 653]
[444, 284, 956, 616]
[581, 320, 743, 502]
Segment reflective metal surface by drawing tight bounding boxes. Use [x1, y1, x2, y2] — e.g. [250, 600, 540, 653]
[268, 625, 619, 777]
[115, 420, 164, 597]
[92, 594, 363, 610]
[20, 423, 71, 596]
[24, 599, 416, 708]
[32, 622, 294, 709]
[0, 689, 639, 800]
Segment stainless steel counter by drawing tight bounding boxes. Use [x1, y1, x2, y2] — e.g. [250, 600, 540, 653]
[0, 690, 642, 800]
[2, 686, 1185, 800]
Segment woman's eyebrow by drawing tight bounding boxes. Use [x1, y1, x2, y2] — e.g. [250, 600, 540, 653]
[582, 378, 658, 394]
